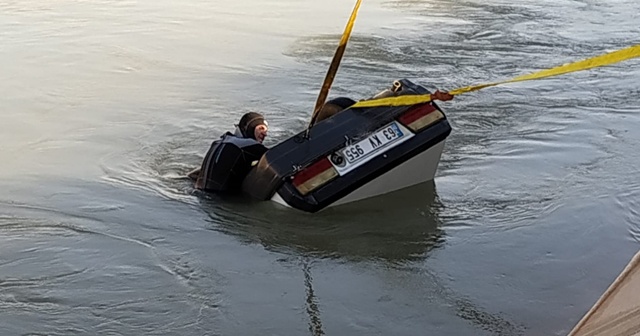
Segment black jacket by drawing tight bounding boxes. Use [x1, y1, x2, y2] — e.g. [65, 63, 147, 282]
[198, 129, 267, 193]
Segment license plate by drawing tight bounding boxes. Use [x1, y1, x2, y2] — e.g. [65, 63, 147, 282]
[329, 121, 414, 175]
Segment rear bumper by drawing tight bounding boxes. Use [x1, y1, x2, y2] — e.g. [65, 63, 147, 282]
[275, 119, 451, 213]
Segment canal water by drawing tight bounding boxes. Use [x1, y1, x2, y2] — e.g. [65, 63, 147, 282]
[1, 0, 639, 335]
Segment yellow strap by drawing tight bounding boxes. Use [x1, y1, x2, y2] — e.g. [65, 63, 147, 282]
[310, 0, 363, 119]
[351, 44, 640, 108]
[339, 0, 362, 47]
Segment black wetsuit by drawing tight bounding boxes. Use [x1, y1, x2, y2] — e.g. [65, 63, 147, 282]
[197, 131, 267, 193]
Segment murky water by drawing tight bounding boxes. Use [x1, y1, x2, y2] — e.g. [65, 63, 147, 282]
[1, 0, 639, 335]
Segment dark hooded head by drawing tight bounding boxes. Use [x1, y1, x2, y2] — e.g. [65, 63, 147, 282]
[238, 112, 268, 140]
[315, 97, 356, 124]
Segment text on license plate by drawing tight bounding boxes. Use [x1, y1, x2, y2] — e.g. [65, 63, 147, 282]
[342, 122, 404, 164]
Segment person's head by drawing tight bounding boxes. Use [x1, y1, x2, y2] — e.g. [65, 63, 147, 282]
[315, 97, 356, 123]
[238, 112, 268, 143]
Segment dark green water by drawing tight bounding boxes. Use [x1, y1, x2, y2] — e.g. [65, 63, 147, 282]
[1, 0, 639, 335]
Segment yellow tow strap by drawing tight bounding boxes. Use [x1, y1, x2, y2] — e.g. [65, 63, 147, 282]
[351, 44, 640, 108]
[308, 0, 363, 128]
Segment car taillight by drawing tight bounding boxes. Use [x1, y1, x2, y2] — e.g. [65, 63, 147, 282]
[291, 158, 338, 195]
[398, 103, 444, 132]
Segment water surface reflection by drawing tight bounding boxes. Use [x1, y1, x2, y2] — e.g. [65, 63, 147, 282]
[199, 181, 445, 263]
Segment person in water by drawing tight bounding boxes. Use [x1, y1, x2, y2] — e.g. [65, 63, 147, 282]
[314, 97, 357, 123]
[188, 112, 269, 192]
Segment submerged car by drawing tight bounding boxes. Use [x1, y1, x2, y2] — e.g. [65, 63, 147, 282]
[241, 79, 452, 213]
